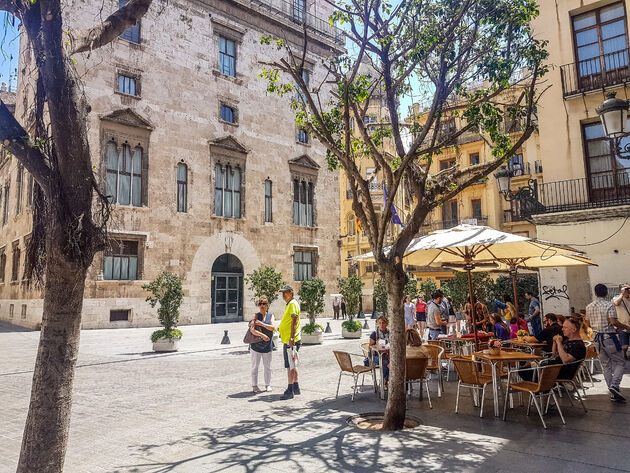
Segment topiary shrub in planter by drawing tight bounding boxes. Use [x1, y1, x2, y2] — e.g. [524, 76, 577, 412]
[338, 276, 364, 338]
[298, 277, 326, 344]
[143, 271, 184, 352]
[341, 320, 363, 339]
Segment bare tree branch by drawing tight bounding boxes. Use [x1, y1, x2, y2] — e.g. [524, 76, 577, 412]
[67, 0, 153, 54]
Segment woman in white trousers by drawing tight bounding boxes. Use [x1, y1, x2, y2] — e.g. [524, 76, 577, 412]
[249, 296, 275, 393]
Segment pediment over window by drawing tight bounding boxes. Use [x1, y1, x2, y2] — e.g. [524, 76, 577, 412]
[208, 136, 248, 154]
[100, 108, 153, 130]
[289, 154, 320, 170]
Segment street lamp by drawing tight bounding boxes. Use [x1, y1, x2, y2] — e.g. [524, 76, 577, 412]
[493, 166, 543, 219]
[596, 92, 630, 160]
[596, 92, 629, 138]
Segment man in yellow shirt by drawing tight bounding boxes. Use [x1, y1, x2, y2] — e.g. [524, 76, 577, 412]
[279, 285, 301, 400]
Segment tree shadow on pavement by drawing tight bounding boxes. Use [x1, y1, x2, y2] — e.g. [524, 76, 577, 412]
[117, 397, 500, 473]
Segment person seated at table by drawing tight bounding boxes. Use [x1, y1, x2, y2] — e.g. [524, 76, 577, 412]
[517, 313, 529, 333]
[520, 317, 586, 382]
[368, 316, 390, 381]
[405, 328, 430, 358]
[522, 313, 563, 352]
[491, 313, 511, 340]
[464, 296, 489, 333]
[509, 318, 519, 339]
[578, 315, 594, 341]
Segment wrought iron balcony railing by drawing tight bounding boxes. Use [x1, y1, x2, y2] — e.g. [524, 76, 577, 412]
[560, 47, 630, 97]
[248, 0, 344, 44]
[533, 169, 630, 214]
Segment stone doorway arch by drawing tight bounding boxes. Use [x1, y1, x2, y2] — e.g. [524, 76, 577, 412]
[211, 253, 244, 323]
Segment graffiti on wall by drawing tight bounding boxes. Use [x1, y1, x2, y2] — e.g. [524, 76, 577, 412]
[542, 284, 570, 301]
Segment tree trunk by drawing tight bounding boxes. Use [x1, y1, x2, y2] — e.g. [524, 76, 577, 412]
[17, 243, 87, 473]
[381, 263, 407, 430]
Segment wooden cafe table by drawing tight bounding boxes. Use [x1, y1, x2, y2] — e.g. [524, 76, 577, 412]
[506, 339, 547, 353]
[473, 350, 541, 416]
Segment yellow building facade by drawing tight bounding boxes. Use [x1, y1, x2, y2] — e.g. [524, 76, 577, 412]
[529, 0, 630, 314]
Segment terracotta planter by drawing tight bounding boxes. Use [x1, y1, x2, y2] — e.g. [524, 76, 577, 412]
[153, 337, 180, 352]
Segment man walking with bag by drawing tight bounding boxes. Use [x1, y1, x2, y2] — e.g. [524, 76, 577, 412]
[586, 284, 630, 402]
[279, 285, 301, 400]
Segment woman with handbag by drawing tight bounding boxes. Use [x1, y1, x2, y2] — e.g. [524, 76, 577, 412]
[248, 296, 275, 394]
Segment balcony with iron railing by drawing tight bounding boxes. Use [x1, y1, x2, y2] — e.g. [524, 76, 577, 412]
[420, 216, 488, 234]
[560, 47, 630, 98]
[247, 0, 344, 45]
[532, 169, 630, 215]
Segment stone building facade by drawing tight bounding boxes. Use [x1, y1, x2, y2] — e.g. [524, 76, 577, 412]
[0, 0, 342, 328]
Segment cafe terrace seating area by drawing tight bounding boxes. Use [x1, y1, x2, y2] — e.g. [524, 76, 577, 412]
[333, 335, 601, 430]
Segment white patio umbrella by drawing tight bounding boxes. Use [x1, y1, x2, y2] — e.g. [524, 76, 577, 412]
[354, 224, 592, 347]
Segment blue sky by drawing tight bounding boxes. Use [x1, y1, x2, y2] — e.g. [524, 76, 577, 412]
[0, 13, 20, 91]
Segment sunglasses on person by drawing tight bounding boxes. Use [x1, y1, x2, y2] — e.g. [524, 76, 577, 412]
[258, 302, 268, 306]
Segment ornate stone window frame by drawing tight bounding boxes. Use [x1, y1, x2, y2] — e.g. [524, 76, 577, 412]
[209, 136, 248, 219]
[289, 154, 320, 227]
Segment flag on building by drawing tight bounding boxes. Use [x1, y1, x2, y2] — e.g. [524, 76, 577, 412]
[383, 185, 404, 227]
[356, 217, 363, 232]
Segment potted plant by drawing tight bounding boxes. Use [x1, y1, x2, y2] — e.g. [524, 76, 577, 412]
[143, 271, 184, 352]
[245, 265, 285, 347]
[373, 279, 388, 317]
[488, 338, 502, 355]
[516, 329, 528, 341]
[338, 275, 364, 339]
[298, 278, 326, 344]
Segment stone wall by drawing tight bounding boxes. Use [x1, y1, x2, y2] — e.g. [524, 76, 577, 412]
[0, 0, 341, 328]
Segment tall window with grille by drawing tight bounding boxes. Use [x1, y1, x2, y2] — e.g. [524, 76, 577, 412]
[572, 3, 628, 86]
[292, 179, 313, 226]
[264, 179, 272, 222]
[294, 250, 314, 281]
[177, 163, 187, 213]
[214, 163, 241, 218]
[292, 0, 306, 23]
[471, 199, 482, 219]
[219, 37, 236, 77]
[104, 240, 139, 281]
[118, 0, 141, 43]
[2, 183, 9, 225]
[11, 243, 20, 281]
[0, 249, 5, 282]
[105, 142, 143, 207]
[15, 164, 23, 214]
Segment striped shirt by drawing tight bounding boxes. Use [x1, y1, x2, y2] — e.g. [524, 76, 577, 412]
[586, 297, 617, 334]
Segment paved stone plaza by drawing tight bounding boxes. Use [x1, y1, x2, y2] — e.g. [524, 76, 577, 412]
[1, 320, 629, 473]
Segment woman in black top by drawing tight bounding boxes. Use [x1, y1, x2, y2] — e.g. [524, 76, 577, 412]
[250, 296, 275, 394]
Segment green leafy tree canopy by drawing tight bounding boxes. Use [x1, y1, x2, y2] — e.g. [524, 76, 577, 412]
[298, 277, 326, 326]
[442, 271, 495, 308]
[245, 266, 285, 306]
[373, 278, 388, 314]
[420, 277, 438, 301]
[404, 275, 418, 299]
[143, 271, 184, 342]
[337, 275, 364, 320]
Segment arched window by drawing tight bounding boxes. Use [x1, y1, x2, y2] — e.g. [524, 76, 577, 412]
[293, 178, 315, 227]
[264, 179, 272, 222]
[177, 163, 187, 212]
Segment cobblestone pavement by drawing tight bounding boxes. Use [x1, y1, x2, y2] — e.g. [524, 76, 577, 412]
[2, 319, 630, 473]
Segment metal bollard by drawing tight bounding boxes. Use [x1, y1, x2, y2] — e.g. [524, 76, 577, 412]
[325, 322, 332, 333]
[363, 319, 369, 329]
[221, 330, 231, 344]
[371, 311, 379, 319]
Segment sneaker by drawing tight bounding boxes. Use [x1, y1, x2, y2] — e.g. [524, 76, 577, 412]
[280, 388, 294, 400]
[610, 394, 619, 402]
[609, 386, 626, 401]
[252, 386, 263, 394]
[265, 386, 273, 392]
[293, 384, 301, 395]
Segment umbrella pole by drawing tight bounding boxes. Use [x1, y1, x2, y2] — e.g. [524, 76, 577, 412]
[467, 267, 479, 352]
[511, 266, 519, 318]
